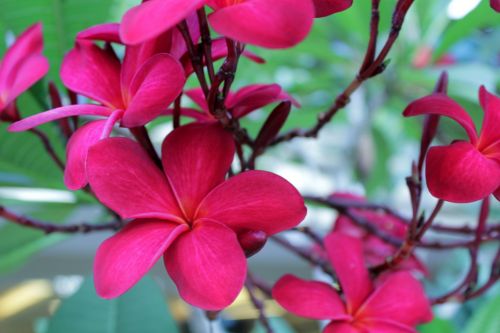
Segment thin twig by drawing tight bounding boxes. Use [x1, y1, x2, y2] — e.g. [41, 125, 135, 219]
[0, 206, 123, 234]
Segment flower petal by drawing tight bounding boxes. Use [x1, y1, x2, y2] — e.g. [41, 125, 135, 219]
[491, 0, 500, 12]
[208, 0, 314, 49]
[324, 232, 373, 314]
[8, 105, 112, 132]
[403, 94, 478, 144]
[196, 170, 306, 235]
[272, 274, 348, 320]
[226, 84, 287, 118]
[324, 322, 360, 333]
[478, 86, 500, 151]
[64, 120, 106, 190]
[87, 137, 184, 220]
[162, 123, 234, 219]
[185, 87, 209, 112]
[121, 53, 185, 127]
[494, 187, 500, 201]
[0, 23, 43, 91]
[357, 271, 433, 326]
[76, 23, 122, 44]
[61, 42, 123, 108]
[95, 219, 188, 299]
[313, 0, 353, 18]
[120, 0, 205, 45]
[426, 142, 500, 203]
[164, 220, 247, 310]
[3, 54, 49, 105]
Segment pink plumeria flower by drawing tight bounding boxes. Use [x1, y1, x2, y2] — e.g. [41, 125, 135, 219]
[404, 87, 500, 203]
[171, 83, 299, 121]
[491, 0, 500, 12]
[9, 37, 186, 190]
[0, 23, 48, 115]
[78, 21, 265, 77]
[330, 193, 427, 275]
[313, 0, 353, 18]
[273, 232, 433, 333]
[120, 0, 315, 49]
[88, 122, 307, 310]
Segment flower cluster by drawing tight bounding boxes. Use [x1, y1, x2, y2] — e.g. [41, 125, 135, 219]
[4, 0, 498, 328]
[273, 232, 433, 332]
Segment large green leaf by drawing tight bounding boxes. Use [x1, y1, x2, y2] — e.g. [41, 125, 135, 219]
[434, 1, 500, 58]
[0, 203, 74, 273]
[463, 295, 500, 333]
[0, 0, 117, 83]
[46, 275, 180, 333]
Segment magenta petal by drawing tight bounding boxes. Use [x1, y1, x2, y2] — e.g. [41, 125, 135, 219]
[403, 94, 478, 144]
[226, 84, 282, 118]
[478, 86, 500, 151]
[492, 0, 500, 12]
[95, 219, 188, 299]
[122, 54, 185, 127]
[163, 107, 210, 121]
[185, 88, 209, 112]
[324, 322, 360, 333]
[87, 137, 184, 220]
[120, 0, 205, 45]
[64, 120, 107, 190]
[208, 0, 314, 49]
[494, 187, 500, 201]
[426, 142, 500, 203]
[324, 232, 373, 313]
[77, 23, 122, 43]
[313, 0, 353, 17]
[8, 105, 112, 132]
[61, 42, 123, 108]
[164, 220, 247, 310]
[4, 54, 49, 105]
[0, 23, 43, 90]
[162, 123, 234, 218]
[272, 274, 348, 320]
[196, 170, 306, 235]
[358, 272, 433, 326]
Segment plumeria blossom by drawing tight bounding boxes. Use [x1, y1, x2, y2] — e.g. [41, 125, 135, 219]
[491, 0, 500, 12]
[9, 36, 186, 190]
[404, 87, 500, 203]
[329, 193, 427, 275]
[120, 0, 315, 49]
[77, 21, 265, 76]
[273, 232, 433, 333]
[88, 122, 307, 310]
[0, 23, 48, 115]
[313, 0, 353, 17]
[171, 83, 299, 122]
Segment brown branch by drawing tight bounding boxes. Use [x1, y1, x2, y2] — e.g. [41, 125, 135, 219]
[0, 206, 123, 234]
[271, 0, 415, 145]
[246, 272, 274, 333]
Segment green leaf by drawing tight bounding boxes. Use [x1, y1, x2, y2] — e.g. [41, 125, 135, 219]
[434, 1, 500, 58]
[419, 318, 457, 333]
[463, 295, 500, 333]
[46, 276, 180, 333]
[0, 0, 117, 84]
